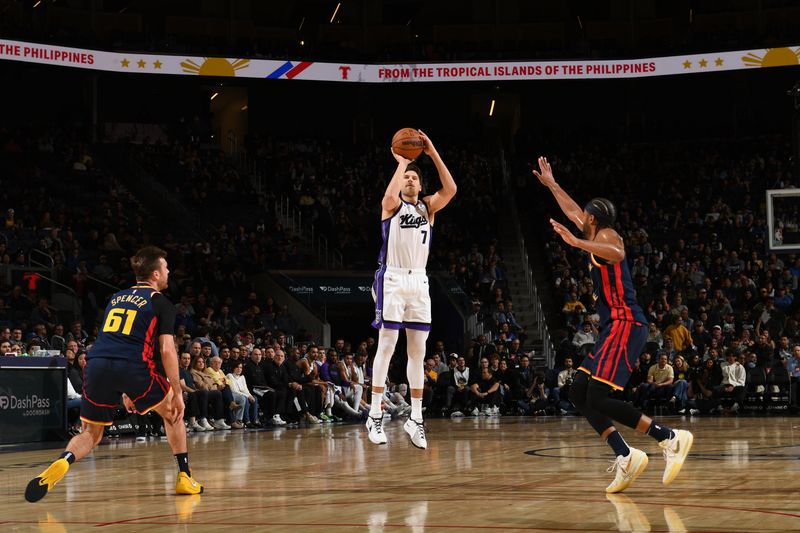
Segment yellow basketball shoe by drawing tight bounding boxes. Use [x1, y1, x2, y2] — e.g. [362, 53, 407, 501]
[606, 448, 649, 493]
[176, 471, 204, 495]
[25, 458, 70, 503]
[660, 429, 694, 485]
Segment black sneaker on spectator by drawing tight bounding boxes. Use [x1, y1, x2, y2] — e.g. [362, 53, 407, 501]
[450, 410, 464, 418]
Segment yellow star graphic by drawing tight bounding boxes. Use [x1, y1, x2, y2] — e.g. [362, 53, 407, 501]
[715, 57, 724, 66]
[120, 58, 129, 68]
[153, 60, 162, 69]
[683, 60, 692, 69]
[137, 59, 146, 68]
[699, 59, 708, 68]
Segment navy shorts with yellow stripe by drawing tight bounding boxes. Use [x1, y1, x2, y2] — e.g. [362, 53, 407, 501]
[80, 357, 170, 426]
[578, 320, 647, 390]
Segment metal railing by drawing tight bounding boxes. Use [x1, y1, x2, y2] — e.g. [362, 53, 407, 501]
[234, 150, 343, 269]
[85, 274, 121, 293]
[29, 249, 54, 269]
[273, 196, 343, 269]
[499, 151, 555, 368]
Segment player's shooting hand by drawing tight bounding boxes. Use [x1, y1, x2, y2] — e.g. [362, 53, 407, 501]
[550, 219, 580, 247]
[532, 156, 556, 187]
[391, 148, 413, 165]
[417, 129, 435, 155]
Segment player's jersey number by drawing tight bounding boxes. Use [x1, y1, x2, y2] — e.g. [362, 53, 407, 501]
[102, 308, 138, 335]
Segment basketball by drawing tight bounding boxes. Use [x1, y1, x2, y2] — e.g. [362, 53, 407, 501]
[391, 128, 424, 160]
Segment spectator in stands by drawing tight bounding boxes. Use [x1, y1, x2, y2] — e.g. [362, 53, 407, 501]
[572, 321, 597, 353]
[262, 347, 290, 424]
[423, 357, 438, 411]
[30, 324, 51, 350]
[30, 298, 56, 331]
[692, 321, 711, 356]
[753, 332, 775, 366]
[663, 315, 693, 353]
[10, 328, 24, 350]
[226, 360, 259, 428]
[514, 355, 534, 402]
[431, 353, 448, 376]
[637, 353, 674, 410]
[0, 340, 12, 356]
[190, 356, 229, 429]
[66, 376, 82, 434]
[714, 349, 746, 413]
[518, 370, 549, 416]
[178, 351, 210, 432]
[492, 359, 516, 413]
[670, 355, 690, 412]
[469, 362, 501, 416]
[206, 356, 241, 428]
[447, 356, 471, 415]
[646, 322, 664, 351]
[561, 290, 586, 327]
[271, 348, 317, 424]
[66, 321, 87, 346]
[775, 335, 793, 362]
[286, 346, 323, 423]
[68, 352, 85, 393]
[339, 352, 365, 413]
[470, 334, 495, 366]
[552, 356, 577, 414]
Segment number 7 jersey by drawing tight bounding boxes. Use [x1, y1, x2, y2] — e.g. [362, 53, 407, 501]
[379, 198, 432, 270]
[87, 285, 176, 366]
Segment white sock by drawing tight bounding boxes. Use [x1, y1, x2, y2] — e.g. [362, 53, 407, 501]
[411, 398, 423, 421]
[369, 393, 383, 417]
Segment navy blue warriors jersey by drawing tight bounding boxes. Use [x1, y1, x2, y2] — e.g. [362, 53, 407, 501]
[588, 254, 648, 327]
[88, 285, 176, 370]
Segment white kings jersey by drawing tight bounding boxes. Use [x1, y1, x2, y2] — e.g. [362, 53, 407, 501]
[378, 199, 432, 270]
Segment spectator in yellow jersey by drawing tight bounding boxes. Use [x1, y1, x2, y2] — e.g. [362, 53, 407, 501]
[663, 315, 693, 353]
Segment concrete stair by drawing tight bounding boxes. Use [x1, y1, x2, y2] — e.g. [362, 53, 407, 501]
[499, 235, 548, 368]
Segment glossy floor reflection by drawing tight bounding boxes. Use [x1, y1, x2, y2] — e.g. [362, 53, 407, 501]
[2, 416, 799, 532]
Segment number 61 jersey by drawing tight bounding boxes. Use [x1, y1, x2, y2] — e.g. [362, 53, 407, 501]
[87, 285, 176, 367]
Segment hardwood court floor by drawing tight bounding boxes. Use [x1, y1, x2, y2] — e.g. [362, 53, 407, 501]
[2, 416, 799, 532]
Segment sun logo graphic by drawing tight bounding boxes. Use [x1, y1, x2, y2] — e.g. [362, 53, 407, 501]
[742, 47, 800, 68]
[180, 57, 250, 77]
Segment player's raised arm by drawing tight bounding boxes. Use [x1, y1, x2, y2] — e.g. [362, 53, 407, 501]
[382, 150, 413, 217]
[419, 130, 457, 214]
[534, 156, 586, 232]
[550, 220, 625, 264]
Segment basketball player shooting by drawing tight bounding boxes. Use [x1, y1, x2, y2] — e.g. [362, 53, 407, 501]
[25, 246, 203, 502]
[366, 130, 457, 449]
[534, 156, 693, 493]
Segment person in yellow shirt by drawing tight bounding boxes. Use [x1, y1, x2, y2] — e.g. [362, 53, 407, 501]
[423, 357, 438, 412]
[205, 356, 242, 428]
[637, 353, 675, 410]
[663, 315, 693, 353]
[562, 291, 587, 326]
